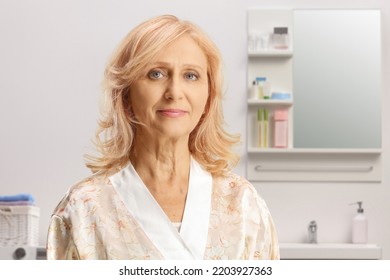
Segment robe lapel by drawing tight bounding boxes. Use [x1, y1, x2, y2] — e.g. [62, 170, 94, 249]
[180, 158, 212, 259]
[109, 158, 212, 260]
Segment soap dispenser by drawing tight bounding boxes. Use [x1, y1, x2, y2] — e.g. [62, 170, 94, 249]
[351, 201, 368, 244]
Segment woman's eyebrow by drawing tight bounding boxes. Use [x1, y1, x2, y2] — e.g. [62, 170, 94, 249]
[183, 64, 206, 71]
[148, 61, 205, 71]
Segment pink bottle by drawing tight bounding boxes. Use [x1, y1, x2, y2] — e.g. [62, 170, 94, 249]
[273, 109, 288, 148]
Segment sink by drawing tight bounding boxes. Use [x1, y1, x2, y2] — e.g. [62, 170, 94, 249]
[279, 243, 382, 259]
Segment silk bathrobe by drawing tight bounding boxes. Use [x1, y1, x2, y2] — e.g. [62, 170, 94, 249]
[47, 159, 279, 260]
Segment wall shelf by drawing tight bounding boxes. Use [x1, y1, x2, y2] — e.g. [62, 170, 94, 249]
[248, 99, 293, 106]
[248, 50, 293, 58]
[247, 148, 383, 154]
[247, 152, 381, 182]
[248, 49, 293, 58]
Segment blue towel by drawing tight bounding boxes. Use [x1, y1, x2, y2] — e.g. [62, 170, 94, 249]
[0, 193, 35, 203]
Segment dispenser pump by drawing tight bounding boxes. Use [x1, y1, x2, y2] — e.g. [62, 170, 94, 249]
[354, 201, 364, 213]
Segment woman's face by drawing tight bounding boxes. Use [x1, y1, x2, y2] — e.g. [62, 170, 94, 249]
[130, 34, 209, 141]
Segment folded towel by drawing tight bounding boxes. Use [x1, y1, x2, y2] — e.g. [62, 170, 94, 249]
[0, 194, 35, 203]
[0, 201, 33, 206]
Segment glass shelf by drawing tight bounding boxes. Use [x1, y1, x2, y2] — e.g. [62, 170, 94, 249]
[248, 49, 293, 58]
[248, 99, 293, 106]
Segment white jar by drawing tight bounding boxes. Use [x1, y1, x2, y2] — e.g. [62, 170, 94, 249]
[272, 27, 289, 49]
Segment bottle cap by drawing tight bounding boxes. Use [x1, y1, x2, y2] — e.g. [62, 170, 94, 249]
[274, 27, 288, 34]
[357, 201, 364, 213]
[256, 77, 267, 83]
[350, 201, 364, 213]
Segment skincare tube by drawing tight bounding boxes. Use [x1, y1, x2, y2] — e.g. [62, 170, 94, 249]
[257, 109, 263, 147]
[263, 81, 271, 99]
[263, 109, 269, 148]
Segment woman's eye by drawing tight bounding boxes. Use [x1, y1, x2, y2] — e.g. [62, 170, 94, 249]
[185, 72, 198, 81]
[148, 70, 164, 80]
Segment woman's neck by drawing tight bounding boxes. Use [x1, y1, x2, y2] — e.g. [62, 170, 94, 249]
[130, 136, 191, 192]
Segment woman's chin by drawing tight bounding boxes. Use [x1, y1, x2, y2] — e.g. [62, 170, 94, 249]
[153, 128, 192, 141]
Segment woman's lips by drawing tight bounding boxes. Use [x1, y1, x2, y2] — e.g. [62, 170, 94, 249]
[157, 109, 187, 118]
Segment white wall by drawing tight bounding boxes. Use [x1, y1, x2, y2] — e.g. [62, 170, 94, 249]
[0, 0, 389, 259]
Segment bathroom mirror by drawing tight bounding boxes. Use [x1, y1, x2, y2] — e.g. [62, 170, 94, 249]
[293, 10, 381, 149]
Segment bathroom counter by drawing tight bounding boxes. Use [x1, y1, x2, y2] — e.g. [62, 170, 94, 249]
[279, 243, 382, 259]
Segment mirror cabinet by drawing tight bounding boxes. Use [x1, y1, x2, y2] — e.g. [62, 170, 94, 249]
[246, 9, 382, 182]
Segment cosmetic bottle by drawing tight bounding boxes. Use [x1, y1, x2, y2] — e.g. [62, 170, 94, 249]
[248, 32, 256, 52]
[273, 109, 288, 148]
[272, 27, 289, 49]
[255, 77, 266, 99]
[249, 80, 259, 99]
[263, 109, 269, 148]
[263, 80, 271, 99]
[259, 33, 270, 50]
[257, 109, 264, 148]
[351, 201, 368, 244]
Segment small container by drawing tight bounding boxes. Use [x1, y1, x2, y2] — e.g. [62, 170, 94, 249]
[263, 109, 269, 148]
[273, 109, 288, 148]
[272, 27, 289, 49]
[271, 92, 291, 100]
[257, 109, 264, 147]
[249, 80, 259, 99]
[248, 32, 256, 52]
[262, 80, 271, 99]
[351, 201, 368, 244]
[255, 77, 266, 99]
[259, 33, 270, 50]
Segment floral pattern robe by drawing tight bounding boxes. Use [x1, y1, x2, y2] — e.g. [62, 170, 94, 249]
[47, 159, 279, 260]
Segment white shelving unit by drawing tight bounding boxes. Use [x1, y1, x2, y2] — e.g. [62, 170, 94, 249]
[247, 9, 294, 153]
[246, 9, 382, 182]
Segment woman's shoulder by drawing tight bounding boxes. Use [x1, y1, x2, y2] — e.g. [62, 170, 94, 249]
[68, 173, 112, 198]
[212, 171, 258, 197]
[52, 173, 113, 217]
[212, 171, 272, 217]
[214, 171, 254, 188]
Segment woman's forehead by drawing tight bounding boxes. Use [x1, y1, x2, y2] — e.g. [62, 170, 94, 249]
[148, 35, 208, 69]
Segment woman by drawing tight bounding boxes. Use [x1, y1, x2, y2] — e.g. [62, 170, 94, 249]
[47, 15, 279, 260]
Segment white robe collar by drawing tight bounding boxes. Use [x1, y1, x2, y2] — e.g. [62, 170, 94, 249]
[109, 157, 212, 260]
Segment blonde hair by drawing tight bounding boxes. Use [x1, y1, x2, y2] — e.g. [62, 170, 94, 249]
[85, 15, 240, 176]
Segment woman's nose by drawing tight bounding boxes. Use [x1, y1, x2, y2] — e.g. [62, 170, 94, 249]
[164, 75, 184, 100]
